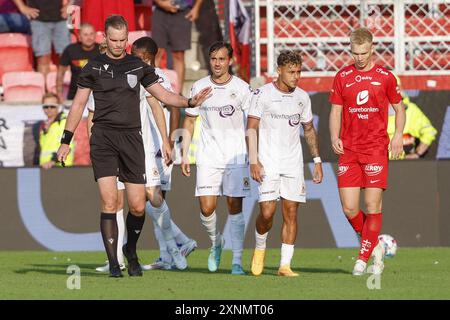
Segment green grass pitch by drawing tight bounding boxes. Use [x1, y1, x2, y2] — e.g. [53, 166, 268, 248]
[1, 248, 449, 300]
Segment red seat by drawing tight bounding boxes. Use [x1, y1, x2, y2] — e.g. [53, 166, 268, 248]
[46, 71, 72, 99]
[2, 71, 45, 102]
[0, 33, 33, 84]
[135, 4, 152, 31]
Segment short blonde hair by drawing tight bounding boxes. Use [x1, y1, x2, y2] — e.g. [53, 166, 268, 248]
[350, 28, 373, 45]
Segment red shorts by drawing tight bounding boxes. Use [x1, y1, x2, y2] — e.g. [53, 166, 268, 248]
[337, 149, 389, 189]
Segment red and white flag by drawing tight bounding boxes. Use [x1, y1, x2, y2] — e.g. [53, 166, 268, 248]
[229, 0, 251, 82]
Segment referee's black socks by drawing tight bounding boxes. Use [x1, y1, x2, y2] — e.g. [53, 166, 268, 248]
[126, 212, 145, 252]
[100, 212, 119, 267]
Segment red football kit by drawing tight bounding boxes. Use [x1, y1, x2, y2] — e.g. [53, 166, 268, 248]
[329, 64, 402, 189]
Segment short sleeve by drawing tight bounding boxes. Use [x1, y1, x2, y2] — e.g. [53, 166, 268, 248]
[77, 61, 95, 89]
[185, 83, 199, 117]
[300, 94, 313, 123]
[241, 85, 253, 111]
[248, 88, 265, 119]
[141, 63, 160, 88]
[386, 72, 402, 105]
[329, 74, 343, 105]
[60, 46, 71, 67]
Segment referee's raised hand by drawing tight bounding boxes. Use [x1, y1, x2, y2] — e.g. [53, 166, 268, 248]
[190, 87, 212, 107]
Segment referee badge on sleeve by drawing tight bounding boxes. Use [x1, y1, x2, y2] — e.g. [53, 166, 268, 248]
[127, 74, 138, 88]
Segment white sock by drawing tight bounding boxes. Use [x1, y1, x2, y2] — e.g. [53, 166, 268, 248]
[153, 225, 171, 263]
[280, 243, 295, 267]
[171, 221, 190, 245]
[146, 200, 178, 250]
[230, 213, 245, 266]
[200, 211, 218, 246]
[116, 209, 125, 265]
[255, 230, 268, 250]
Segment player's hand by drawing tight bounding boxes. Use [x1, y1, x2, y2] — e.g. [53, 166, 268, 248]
[190, 87, 212, 107]
[390, 133, 404, 159]
[331, 138, 344, 155]
[313, 163, 323, 184]
[162, 143, 173, 166]
[250, 161, 265, 183]
[185, 7, 200, 22]
[19, 5, 39, 20]
[56, 144, 71, 167]
[156, 0, 179, 13]
[181, 158, 190, 177]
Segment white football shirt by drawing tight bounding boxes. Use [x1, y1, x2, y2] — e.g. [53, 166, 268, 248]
[248, 82, 313, 174]
[186, 75, 252, 168]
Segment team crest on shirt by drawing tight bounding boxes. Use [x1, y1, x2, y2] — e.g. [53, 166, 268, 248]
[127, 74, 138, 88]
[243, 177, 250, 190]
[152, 167, 159, 177]
[230, 91, 237, 99]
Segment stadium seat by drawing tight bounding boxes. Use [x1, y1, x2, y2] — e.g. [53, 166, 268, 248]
[127, 30, 152, 53]
[46, 71, 72, 99]
[135, 4, 152, 31]
[0, 33, 33, 84]
[161, 68, 180, 94]
[2, 71, 45, 102]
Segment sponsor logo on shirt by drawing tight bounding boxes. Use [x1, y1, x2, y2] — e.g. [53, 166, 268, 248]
[376, 68, 389, 75]
[364, 164, 383, 176]
[346, 82, 356, 88]
[356, 90, 369, 105]
[337, 165, 349, 176]
[341, 69, 353, 77]
[355, 75, 372, 82]
[370, 81, 381, 86]
[268, 113, 301, 126]
[202, 105, 236, 118]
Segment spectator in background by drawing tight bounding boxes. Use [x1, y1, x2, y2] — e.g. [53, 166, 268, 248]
[387, 96, 437, 160]
[13, 0, 71, 78]
[81, 0, 136, 32]
[195, 0, 223, 73]
[0, 0, 30, 33]
[57, 23, 99, 101]
[152, 0, 203, 93]
[39, 92, 74, 169]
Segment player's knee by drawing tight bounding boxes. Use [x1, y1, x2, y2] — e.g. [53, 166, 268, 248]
[342, 206, 359, 217]
[365, 201, 382, 213]
[102, 203, 117, 213]
[129, 203, 146, 215]
[201, 205, 216, 216]
[146, 189, 163, 207]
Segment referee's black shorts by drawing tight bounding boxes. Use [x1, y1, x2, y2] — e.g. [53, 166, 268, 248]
[90, 126, 146, 184]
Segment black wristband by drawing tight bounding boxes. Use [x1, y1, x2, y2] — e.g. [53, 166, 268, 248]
[60, 130, 74, 145]
[187, 98, 195, 108]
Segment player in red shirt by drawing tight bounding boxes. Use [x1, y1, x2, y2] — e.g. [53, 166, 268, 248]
[329, 28, 405, 276]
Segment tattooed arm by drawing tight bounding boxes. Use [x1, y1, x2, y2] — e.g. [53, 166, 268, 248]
[302, 121, 323, 184]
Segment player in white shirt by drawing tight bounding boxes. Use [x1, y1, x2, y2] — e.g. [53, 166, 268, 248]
[182, 42, 252, 275]
[90, 37, 197, 273]
[247, 51, 323, 277]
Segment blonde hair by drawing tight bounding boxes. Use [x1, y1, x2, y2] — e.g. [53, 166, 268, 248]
[350, 28, 373, 45]
[41, 92, 60, 104]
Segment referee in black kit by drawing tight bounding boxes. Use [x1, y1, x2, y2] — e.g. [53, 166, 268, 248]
[57, 15, 211, 278]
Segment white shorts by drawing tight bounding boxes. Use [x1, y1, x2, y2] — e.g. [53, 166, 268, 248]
[195, 166, 251, 197]
[258, 171, 306, 203]
[117, 151, 163, 190]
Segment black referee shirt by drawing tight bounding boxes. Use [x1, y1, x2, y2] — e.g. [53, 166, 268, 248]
[78, 53, 159, 130]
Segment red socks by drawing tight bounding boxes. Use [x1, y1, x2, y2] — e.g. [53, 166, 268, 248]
[358, 213, 382, 262]
[347, 210, 366, 235]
